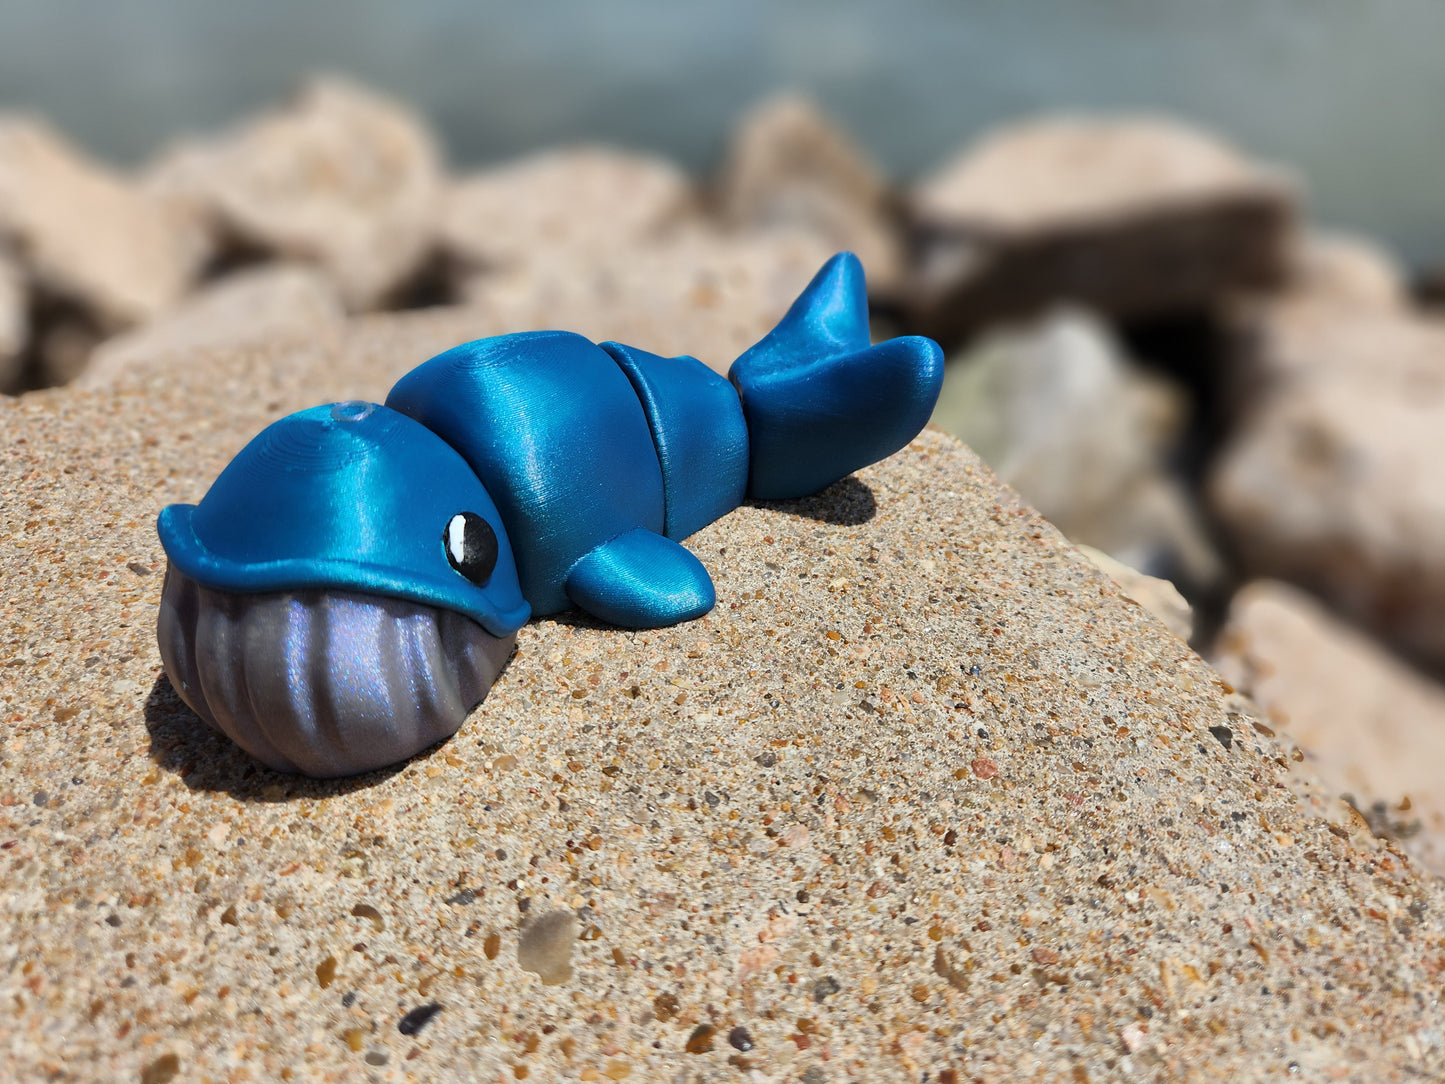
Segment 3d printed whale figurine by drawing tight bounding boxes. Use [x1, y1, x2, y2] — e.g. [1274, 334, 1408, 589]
[156, 254, 944, 777]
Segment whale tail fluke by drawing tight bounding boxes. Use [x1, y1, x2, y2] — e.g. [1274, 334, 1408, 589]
[728, 252, 944, 501]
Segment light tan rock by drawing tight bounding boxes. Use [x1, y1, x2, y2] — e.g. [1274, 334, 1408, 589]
[78, 264, 344, 388]
[441, 145, 697, 279]
[1209, 307, 1445, 667]
[460, 225, 836, 372]
[715, 94, 903, 291]
[147, 77, 442, 311]
[932, 308, 1222, 589]
[2, 316, 1442, 1078]
[0, 115, 197, 330]
[1223, 231, 1408, 402]
[1213, 581, 1445, 875]
[908, 115, 1297, 341]
[1282, 231, 1406, 312]
[0, 252, 25, 390]
[1076, 543, 1192, 641]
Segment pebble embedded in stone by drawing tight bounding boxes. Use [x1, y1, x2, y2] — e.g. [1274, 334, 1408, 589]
[811, 976, 841, 1003]
[398, 1002, 443, 1036]
[516, 909, 580, 986]
[139, 1053, 180, 1084]
[684, 1023, 716, 1054]
[349, 903, 384, 931]
[727, 1025, 754, 1051]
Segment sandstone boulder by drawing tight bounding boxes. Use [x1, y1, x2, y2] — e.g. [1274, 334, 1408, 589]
[441, 145, 697, 281]
[931, 308, 1222, 589]
[1280, 231, 1406, 313]
[79, 264, 344, 389]
[1076, 543, 1193, 641]
[715, 95, 903, 292]
[460, 225, 836, 372]
[908, 115, 1297, 343]
[2, 313, 1441, 1079]
[1222, 230, 1409, 407]
[147, 77, 442, 311]
[1209, 307, 1445, 668]
[0, 115, 197, 330]
[1213, 580, 1445, 875]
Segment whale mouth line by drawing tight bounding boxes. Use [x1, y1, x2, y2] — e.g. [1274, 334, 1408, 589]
[157, 567, 515, 778]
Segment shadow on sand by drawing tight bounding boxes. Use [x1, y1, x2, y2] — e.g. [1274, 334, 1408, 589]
[143, 674, 416, 801]
[752, 474, 877, 527]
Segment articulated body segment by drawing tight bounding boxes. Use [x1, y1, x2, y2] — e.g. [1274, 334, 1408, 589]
[386, 330, 749, 628]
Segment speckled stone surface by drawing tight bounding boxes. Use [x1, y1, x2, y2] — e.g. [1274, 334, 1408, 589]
[3, 312, 1443, 1083]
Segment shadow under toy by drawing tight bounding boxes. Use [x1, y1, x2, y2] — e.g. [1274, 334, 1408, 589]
[156, 253, 944, 777]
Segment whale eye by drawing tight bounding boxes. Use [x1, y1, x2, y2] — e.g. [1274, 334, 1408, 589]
[445, 512, 498, 585]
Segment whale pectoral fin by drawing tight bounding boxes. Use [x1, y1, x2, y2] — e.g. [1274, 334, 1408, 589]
[564, 528, 716, 628]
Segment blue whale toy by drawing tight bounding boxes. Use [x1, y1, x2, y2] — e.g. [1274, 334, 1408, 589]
[156, 254, 944, 777]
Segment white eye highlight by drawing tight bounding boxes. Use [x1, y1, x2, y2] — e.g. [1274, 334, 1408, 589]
[444, 512, 499, 585]
[447, 514, 469, 565]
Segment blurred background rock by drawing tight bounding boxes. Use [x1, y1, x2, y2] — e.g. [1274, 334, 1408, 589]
[2, 0, 1441, 870]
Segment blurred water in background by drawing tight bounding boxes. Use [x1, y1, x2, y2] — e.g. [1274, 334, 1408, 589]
[1, 0, 1442, 264]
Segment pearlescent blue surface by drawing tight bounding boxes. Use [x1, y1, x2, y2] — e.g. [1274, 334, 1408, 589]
[730, 253, 944, 500]
[601, 340, 749, 543]
[158, 402, 531, 638]
[162, 253, 943, 632]
[565, 527, 716, 629]
[385, 331, 669, 618]
[157, 254, 944, 774]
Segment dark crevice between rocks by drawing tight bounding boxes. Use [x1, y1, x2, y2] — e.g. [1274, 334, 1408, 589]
[1118, 306, 1253, 645]
[382, 245, 464, 312]
[5, 288, 107, 395]
[196, 231, 273, 285]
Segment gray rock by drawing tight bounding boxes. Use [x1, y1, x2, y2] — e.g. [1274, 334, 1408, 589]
[908, 115, 1297, 342]
[931, 307, 1222, 589]
[0, 115, 197, 330]
[0, 252, 25, 390]
[441, 145, 698, 282]
[79, 264, 344, 389]
[1209, 306, 1445, 668]
[147, 77, 442, 312]
[715, 95, 903, 293]
[1213, 580, 1445, 875]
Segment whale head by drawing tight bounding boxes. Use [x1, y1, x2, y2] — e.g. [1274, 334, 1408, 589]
[155, 402, 530, 777]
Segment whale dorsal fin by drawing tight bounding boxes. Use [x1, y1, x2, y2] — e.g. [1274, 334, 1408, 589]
[734, 251, 870, 369]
